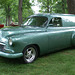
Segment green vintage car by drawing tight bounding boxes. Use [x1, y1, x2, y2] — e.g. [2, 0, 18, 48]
[0, 13, 75, 63]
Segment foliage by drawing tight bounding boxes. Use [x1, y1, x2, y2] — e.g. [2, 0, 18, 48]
[38, 0, 53, 13]
[0, 9, 5, 24]
[53, 0, 68, 13]
[0, 0, 18, 25]
[22, 0, 33, 22]
[38, 0, 68, 13]
[0, 48, 75, 75]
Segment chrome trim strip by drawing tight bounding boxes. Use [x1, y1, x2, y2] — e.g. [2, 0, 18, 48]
[4, 48, 15, 53]
[0, 42, 5, 46]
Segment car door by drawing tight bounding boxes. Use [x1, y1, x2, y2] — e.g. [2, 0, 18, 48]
[47, 17, 72, 52]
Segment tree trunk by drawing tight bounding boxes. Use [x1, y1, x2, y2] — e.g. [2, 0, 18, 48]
[8, 16, 11, 26]
[8, 5, 11, 26]
[62, 0, 65, 13]
[18, 0, 23, 26]
[6, 16, 8, 26]
[47, 0, 49, 13]
[67, 0, 75, 14]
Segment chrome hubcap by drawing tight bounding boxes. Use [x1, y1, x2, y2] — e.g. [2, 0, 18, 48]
[24, 47, 36, 62]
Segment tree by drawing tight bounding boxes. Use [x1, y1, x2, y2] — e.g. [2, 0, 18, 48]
[67, 0, 75, 14]
[0, 0, 33, 26]
[38, 0, 54, 13]
[18, 0, 23, 25]
[47, 0, 49, 13]
[53, 0, 68, 13]
[18, 0, 33, 25]
[0, 0, 18, 26]
[62, 0, 65, 13]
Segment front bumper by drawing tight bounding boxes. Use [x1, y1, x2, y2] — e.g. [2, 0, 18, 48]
[0, 42, 23, 58]
[0, 51, 23, 58]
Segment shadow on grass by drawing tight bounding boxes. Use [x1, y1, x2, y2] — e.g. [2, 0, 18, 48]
[0, 57, 23, 65]
[0, 47, 75, 65]
[40, 47, 75, 58]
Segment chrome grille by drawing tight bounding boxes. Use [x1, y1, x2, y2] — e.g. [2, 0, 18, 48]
[0, 43, 5, 51]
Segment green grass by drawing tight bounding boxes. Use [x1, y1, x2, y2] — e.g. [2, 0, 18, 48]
[0, 48, 75, 75]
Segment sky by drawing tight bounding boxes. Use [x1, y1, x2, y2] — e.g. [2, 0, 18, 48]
[30, 0, 40, 14]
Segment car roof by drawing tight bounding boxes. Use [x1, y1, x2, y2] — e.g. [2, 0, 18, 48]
[30, 13, 75, 18]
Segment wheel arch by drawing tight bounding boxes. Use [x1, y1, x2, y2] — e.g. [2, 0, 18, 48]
[22, 44, 40, 56]
[72, 32, 75, 46]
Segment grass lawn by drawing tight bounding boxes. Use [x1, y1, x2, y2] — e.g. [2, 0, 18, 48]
[0, 48, 75, 75]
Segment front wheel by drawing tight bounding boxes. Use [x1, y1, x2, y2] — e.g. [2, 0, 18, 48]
[23, 45, 38, 63]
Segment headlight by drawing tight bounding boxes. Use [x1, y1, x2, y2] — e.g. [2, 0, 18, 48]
[8, 38, 12, 46]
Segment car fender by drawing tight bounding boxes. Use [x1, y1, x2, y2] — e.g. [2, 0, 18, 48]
[10, 32, 49, 55]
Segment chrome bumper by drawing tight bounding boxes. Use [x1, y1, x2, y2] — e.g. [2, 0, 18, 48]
[0, 51, 23, 58]
[0, 42, 23, 58]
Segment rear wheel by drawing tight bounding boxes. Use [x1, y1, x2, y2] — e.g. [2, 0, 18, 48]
[23, 45, 38, 63]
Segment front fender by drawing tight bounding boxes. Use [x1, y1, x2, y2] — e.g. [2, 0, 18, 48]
[9, 32, 49, 55]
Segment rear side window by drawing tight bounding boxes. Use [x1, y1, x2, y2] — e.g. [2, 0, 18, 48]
[49, 17, 62, 27]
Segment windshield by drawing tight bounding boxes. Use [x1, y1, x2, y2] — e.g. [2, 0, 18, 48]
[23, 16, 48, 27]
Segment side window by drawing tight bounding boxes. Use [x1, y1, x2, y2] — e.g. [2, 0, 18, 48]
[49, 17, 62, 27]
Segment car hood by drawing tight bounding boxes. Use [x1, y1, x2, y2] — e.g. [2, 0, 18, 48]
[0, 26, 46, 38]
